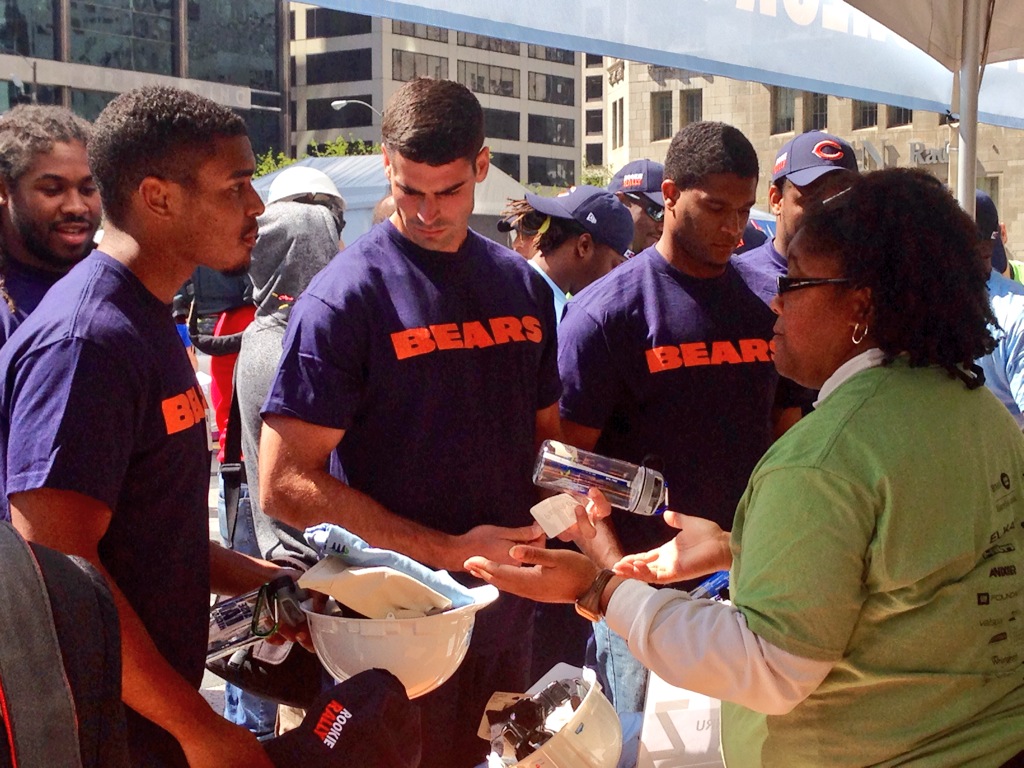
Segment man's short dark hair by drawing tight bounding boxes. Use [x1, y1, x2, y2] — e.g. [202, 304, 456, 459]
[88, 86, 248, 226]
[381, 78, 484, 166]
[0, 105, 92, 185]
[663, 121, 759, 191]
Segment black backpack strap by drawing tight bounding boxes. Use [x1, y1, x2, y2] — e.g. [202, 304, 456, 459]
[0, 523, 84, 768]
[221, 372, 247, 547]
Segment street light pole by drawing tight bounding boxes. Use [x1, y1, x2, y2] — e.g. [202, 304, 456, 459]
[330, 99, 382, 118]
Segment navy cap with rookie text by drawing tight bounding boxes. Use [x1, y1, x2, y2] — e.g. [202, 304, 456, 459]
[608, 159, 665, 206]
[263, 669, 421, 768]
[525, 185, 634, 256]
[772, 131, 858, 186]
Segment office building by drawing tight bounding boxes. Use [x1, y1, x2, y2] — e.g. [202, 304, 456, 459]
[0, 1, 286, 153]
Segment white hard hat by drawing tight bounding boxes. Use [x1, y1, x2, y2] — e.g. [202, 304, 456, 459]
[303, 584, 498, 699]
[514, 668, 622, 768]
[267, 165, 347, 210]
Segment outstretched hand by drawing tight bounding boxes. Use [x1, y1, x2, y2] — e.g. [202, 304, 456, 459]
[612, 511, 731, 585]
[465, 545, 599, 604]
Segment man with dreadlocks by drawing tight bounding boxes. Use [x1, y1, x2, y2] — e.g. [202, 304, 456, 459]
[0, 105, 100, 345]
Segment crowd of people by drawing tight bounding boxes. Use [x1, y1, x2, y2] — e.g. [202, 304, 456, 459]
[0, 74, 1022, 768]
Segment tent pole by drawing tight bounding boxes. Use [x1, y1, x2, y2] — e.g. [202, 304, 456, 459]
[957, 0, 982, 214]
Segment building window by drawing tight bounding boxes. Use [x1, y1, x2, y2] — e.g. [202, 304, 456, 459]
[6, 0, 56, 59]
[70, 88, 116, 121]
[306, 94, 374, 130]
[73, 0, 176, 76]
[680, 89, 702, 126]
[611, 97, 624, 149]
[188, 0, 278, 90]
[391, 20, 447, 42]
[853, 100, 878, 129]
[483, 108, 520, 141]
[585, 143, 603, 166]
[305, 9, 370, 38]
[804, 92, 828, 131]
[585, 53, 603, 68]
[457, 31, 519, 55]
[887, 104, 912, 127]
[307, 49, 372, 85]
[393, 50, 448, 82]
[586, 75, 603, 102]
[490, 152, 520, 181]
[651, 91, 672, 141]
[978, 176, 1000, 209]
[586, 109, 602, 136]
[458, 60, 519, 98]
[528, 156, 575, 187]
[528, 45, 574, 65]
[770, 86, 796, 135]
[528, 114, 575, 147]
[528, 72, 574, 106]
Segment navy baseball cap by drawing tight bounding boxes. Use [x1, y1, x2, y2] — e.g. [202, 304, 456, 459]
[976, 189, 1008, 273]
[264, 669, 421, 768]
[772, 131, 858, 186]
[608, 159, 665, 206]
[525, 185, 635, 256]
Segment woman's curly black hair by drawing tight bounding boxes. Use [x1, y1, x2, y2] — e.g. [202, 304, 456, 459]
[797, 167, 996, 389]
[498, 198, 586, 253]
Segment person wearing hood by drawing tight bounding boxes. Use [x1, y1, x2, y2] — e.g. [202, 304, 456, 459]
[225, 200, 343, 735]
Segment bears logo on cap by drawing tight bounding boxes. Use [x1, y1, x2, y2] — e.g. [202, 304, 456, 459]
[812, 140, 845, 161]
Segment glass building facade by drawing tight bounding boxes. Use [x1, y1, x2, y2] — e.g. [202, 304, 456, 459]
[0, 0, 284, 152]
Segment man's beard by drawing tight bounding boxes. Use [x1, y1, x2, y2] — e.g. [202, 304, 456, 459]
[13, 212, 95, 272]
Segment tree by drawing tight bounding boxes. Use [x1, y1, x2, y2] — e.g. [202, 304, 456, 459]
[580, 163, 613, 187]
[254, 136, 382, 178]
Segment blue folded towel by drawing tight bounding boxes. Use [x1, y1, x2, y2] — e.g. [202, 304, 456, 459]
[304, 524, 476, 608]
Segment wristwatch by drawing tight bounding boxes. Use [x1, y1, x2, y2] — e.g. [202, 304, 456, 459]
[574, 568, 615, 622]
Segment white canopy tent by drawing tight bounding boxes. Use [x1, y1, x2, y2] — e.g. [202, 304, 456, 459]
[845, 0, 1024, 212]
[253, 155, 530, 244]
[301, 0, 1024, 212]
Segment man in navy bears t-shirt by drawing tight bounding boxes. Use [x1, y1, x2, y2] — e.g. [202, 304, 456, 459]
[0, 104, 102, 346]
[0, 87, 292, 768]
[259, 78, 561, 768]
[557, 122, 801, 715]
[735, 130, 858, 284]
[734, 129, 859, 419]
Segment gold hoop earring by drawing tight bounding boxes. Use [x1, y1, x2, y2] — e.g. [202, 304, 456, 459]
[851, 323, 869, 345]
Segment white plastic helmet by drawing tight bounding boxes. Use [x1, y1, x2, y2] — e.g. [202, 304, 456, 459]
[513, 668, 622, 768]
[303, 584, 499, 699]
[267, 165, 347, 210]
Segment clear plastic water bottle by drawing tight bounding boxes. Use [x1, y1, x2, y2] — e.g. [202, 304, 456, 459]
[532, 440, 669, 516]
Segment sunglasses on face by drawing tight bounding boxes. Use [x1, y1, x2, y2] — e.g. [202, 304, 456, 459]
[776, 276, 852, 295]
[623, 193, 665, 223]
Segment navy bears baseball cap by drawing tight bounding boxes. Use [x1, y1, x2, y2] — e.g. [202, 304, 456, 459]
[525, 185, 635, 255]
[608, 159, 665, 206]
[976, 189, 1008, 274]
[263, 668, 421, 768]
[772, 131, 858, 186]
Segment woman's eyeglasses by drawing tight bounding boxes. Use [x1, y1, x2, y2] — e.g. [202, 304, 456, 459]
[777, 276, 851, 295]
[623, 193, 665, 223]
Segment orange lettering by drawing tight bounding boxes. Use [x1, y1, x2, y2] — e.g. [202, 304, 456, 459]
[489, 316, 525, 344]
[391, 328, 436, 360]
[430, 323, 464, 351]
[680, 342, 710, 367]
[646, 346, 682, 373]
[739, 338, 771, 363]
[162, 394, 196, 435]
[769, 338, 776, 359]
[710, 341, 743, 365]
[185, 386, 206, 422]
[521, 315, 543, 343]
[461, 321, 495, 349]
